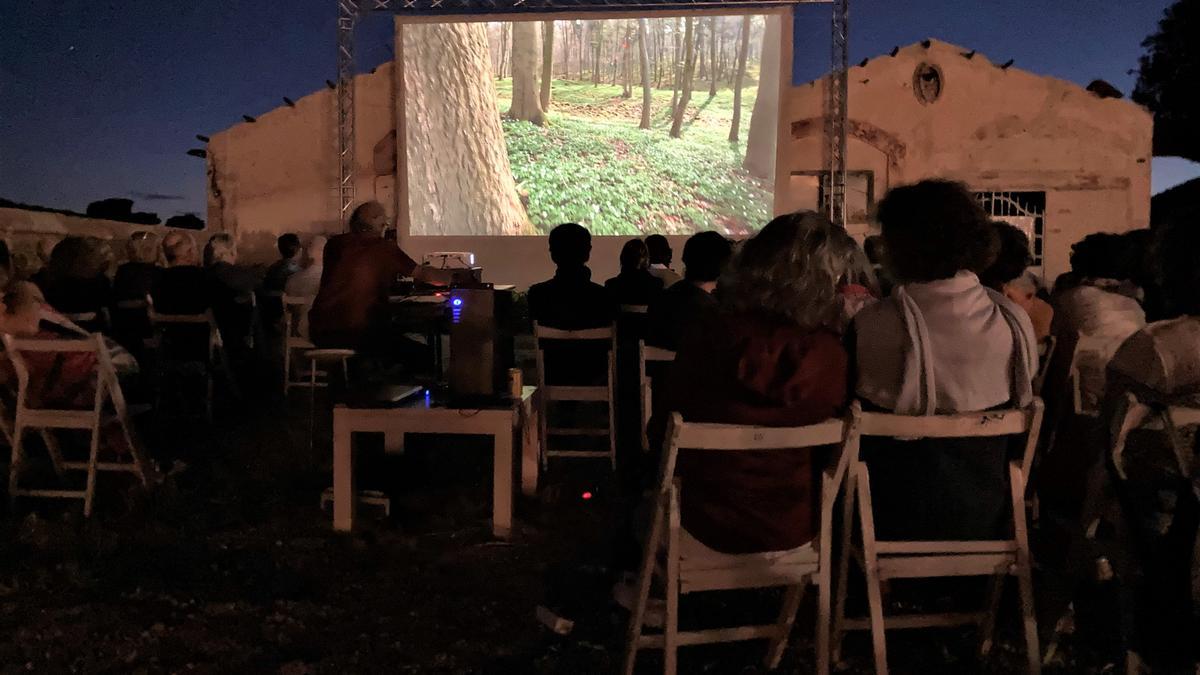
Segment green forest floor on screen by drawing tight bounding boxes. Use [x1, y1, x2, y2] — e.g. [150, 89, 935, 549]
[495, 79, 773, 236]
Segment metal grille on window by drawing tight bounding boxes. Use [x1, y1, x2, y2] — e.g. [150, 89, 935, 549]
[975, 191, 1046, 266]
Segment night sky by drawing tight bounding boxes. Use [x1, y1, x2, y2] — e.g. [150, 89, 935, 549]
[2, 0, 1196, 220]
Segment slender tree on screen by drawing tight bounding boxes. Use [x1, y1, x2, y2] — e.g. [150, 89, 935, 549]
[669, 18, 682, 115]
[540, 21, 554, 110]
[498, 23, 509, 79]
[709, 17, 719, 97]
[744, 14, 780, 178]
[621, 21, 633, 98]
[509, 21, 545, 125]
[669, 17, 697, 138]
[591, 21, 602, 85]
[400, 21, 530, 235]
[729, 15, 751, 143]
[638, 19, 653, 129]
[1133, 0, 1199, 162]
[696, 19, 707, 82]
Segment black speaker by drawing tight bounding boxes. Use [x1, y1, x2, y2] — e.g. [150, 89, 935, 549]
[447, 286, 513, 400]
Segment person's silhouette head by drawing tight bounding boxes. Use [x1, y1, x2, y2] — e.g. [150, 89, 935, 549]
[548, 223, 591, 268]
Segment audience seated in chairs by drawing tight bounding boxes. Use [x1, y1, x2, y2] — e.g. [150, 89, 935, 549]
[851, 179, 1038, 540]
[646, 231, 732, 351]
[528, 223, 615, 386]
[604, 239, 664, 307]
[644, 234, 682, 288]
[284, 235, 326, 299]
[981, 221, 1054, 341]
[154, 231, 209, 315]
[654, 211, 850, 553]
[1051, 232, 1146, 414]
[35, 236, 112, 326]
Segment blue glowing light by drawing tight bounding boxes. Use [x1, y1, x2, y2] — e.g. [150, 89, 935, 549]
[451, 298, 463, 307]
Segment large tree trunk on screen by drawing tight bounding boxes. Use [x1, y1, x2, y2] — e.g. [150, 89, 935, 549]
[508, 22, 545, 126]
[709, 17, 719, 97]
[402, 21, 531, 235]
[669, 18, 696, 139]
[729, 15, 751, 143]
[540, 21, 554, 111]
[638, 19, 652, 129]
[743, 15, 780, 179]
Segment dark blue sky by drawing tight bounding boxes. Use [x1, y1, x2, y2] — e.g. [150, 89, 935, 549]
[1, 0, 1195, 219]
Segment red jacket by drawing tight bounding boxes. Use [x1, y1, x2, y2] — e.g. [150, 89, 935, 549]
[662, 312, 848, 553]
[309, 233, 417, 349]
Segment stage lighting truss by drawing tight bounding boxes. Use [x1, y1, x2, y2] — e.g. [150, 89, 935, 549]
[335, 0, 850, 226]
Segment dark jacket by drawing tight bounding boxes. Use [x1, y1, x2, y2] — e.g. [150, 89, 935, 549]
[647, 281, 718, 351]
[660, 312, 848, 554]
[528, 266, 616, 385]
[528, 265, 615, 330]
[40, 274, 111, 316]
[309, 233, 417, 350]
[604, 269, 664, 308]
[153, 266, 209, 315]
[112, 262, 162, 302]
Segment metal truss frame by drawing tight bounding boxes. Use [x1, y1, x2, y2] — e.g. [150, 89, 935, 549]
[335, 0, 850, 227]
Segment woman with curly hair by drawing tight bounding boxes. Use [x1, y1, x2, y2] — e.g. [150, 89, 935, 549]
[657, 210, 849, 553]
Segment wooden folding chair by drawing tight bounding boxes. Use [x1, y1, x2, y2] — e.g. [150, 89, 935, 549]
[1068, 333, 1111, 418]
[637, 339, 676, 452]
[149, 308, 222, 421]
[1033, 335, 1056, 397]
[282, 295, 319, 396]
[1109, 391, 1200, 482]
[4, 333, 151, 517]
[625, 407, 861, 675]
[834, 399, 1045, 675]
[533, 322, 617, 469]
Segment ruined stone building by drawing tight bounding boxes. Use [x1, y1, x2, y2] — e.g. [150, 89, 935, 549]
[777, 39, 1152, 281]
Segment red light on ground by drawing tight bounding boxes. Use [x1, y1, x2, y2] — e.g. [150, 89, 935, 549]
[581, 491, 593, 500]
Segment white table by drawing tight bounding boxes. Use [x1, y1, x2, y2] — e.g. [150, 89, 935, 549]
[332, 386, 541, 538]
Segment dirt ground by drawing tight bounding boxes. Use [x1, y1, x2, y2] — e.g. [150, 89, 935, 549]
[0, 373, 1187, 674]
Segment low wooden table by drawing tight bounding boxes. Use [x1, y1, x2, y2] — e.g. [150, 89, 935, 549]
[332, 386, 541, 538]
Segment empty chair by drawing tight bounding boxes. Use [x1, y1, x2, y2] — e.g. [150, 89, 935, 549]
[533, 322, 617, 469]
[624, 408, 861, 675]
[834, 400, 1045, 675]
[4, 333, 151, 517]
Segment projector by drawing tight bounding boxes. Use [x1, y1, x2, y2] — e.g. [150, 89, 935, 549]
[422, 251, 475, 268]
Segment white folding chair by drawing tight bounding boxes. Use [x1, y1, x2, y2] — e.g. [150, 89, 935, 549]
[533, 322, 617, 469]
[624, 407, 861, 675]
[637, 339, 676, 452]
[834, 400, 1045, 675]
[4, 333, 151, 517]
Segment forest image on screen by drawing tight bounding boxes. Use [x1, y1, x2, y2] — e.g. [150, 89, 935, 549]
[403, 16, 778, 236]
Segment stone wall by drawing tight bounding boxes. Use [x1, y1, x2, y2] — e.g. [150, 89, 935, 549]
[0, 206, 208, 276]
